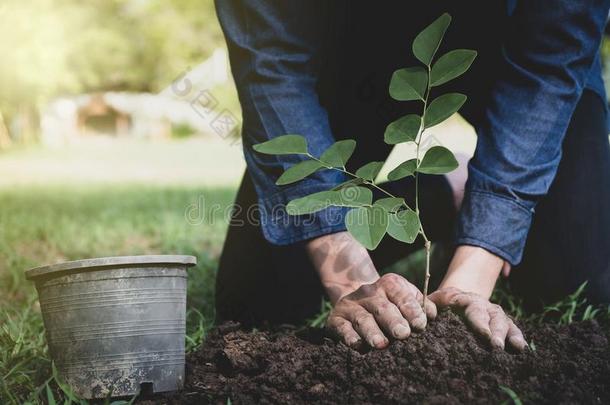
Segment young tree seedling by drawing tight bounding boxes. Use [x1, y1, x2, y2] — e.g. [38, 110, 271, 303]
[253, 13, 476, 306]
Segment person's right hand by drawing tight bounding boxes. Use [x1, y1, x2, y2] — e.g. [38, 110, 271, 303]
[326, 273, 437, 349]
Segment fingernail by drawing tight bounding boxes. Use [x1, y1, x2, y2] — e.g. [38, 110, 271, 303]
[347, 337, 360, 347]
[393, 325, 410, 339]
[491, 337, 505, 349]
[411, 316, 427, 331]
[509, 336, 527, 351]
[371, 335, 386, 348]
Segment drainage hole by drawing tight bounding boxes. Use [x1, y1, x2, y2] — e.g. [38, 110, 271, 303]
[140, 382, 154, 396]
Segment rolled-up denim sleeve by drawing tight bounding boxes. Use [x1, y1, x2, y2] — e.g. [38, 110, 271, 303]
[215, 0, 348, 245]
[457, 0, 610, 265]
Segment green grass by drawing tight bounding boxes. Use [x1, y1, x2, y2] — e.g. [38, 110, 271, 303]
[499, 385, 523, 405]
[537, 282, 603, 325]
[0, 184, 235, 404]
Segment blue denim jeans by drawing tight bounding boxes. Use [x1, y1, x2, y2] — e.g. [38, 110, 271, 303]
[216, 90, 610, 324]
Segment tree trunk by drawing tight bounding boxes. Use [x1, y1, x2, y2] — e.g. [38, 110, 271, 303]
[0, 109, 11, 150]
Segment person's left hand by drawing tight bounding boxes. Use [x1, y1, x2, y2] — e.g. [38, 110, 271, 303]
[429, 287, 527, 351]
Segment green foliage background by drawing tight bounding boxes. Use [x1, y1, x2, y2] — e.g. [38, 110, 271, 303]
[0, 0, 224, 120]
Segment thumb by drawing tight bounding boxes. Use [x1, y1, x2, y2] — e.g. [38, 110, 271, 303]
[501, 261, 512, 278]
[428, 287, 462, 307]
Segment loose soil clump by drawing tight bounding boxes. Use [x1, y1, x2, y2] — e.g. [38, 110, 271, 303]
[151, 311, 610, 404]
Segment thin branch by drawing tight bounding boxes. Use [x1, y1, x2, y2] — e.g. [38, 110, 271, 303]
[414, 64, 433, 244]
[415, 64, 433, 305]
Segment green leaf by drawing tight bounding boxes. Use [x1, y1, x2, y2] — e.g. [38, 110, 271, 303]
[389, 67, 427, 101]
[374, 197, 405, 212]
[413, 13, 452, 66]
[430, 49, 477, 87]
[345, 206, 388, 250]
[388, 159, 418, 181]
[276, 160, 324, 185]
[332, 178, 365, 190]
[286, 187, 372, 215]
[356, 161, 384, 181]
[384, 114, 421, 144]
[424, 93, 467, 128]
[286, 191, 338, 215]
[320, 139, 357, 168]
[417, 146, 458, 174]
[253, 134, 308, 155]
[335, 186, 374, 207]
[387, 209, 420, 243]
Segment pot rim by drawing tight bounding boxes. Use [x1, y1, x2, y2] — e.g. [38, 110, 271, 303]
[25, 255, 197, 280]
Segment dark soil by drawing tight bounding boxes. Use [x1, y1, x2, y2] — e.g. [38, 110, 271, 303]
[150, 311, 610, 404]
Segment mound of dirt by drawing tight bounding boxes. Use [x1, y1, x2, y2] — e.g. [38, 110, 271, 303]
[151, 311, 610, 404]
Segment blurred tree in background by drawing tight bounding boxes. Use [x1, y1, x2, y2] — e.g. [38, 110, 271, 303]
[0, 0, 224, 143]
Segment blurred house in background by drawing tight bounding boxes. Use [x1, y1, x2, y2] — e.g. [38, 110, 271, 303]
[40, 49, 233, 146]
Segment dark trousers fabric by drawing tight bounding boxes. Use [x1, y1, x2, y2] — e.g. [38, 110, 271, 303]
[215, 90, 610, 325]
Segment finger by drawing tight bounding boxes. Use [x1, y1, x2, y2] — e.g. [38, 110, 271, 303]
[348, 309, 389, 349]
[488, 306, 510, 349]
[384, 277, 428, 330]
[361, 298, 411, 339]
[428, 287, 464, 307]
[387, 288, 427, 330]
[502, 262, 511, 278]
[327, 315, 361, 348]
[464, 305, 492, 341]
[397, 298, 428, 331]
[507, 320, 527, 351]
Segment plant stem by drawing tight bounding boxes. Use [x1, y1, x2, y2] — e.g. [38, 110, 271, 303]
[423, 239, 432, 306]
[308, 62, 435, 306]
[415, 64, 433, 306]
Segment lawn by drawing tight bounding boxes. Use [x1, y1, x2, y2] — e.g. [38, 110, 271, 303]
[0, 184, 235, 404]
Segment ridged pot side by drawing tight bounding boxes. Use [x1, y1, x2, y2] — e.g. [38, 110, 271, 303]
[27, 256, 196, 399]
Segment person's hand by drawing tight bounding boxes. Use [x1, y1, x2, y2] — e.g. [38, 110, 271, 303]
[436, 245, 526, 351]
[326, 273, 437, 349]
[306, 232, 435, 349]
[429, 287, 527, 351]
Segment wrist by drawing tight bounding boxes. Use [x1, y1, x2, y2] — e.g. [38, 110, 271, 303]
[321, 279, 371, 303]
[439, 245, 503, 299]
[306, 231, 379, 304]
